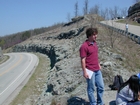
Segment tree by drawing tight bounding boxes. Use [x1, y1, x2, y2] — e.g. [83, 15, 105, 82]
[103, 7, 122, 48]
[21, 31, 31, 41]
[66, 12, 71, 22]
[100, 8, 109, 20]
[112, 6, 119, 19]
[109, 6, 120, 19]
[83, 0, 88, 15]
[0, 39, 5, 49]
[74, 1, 78, 17]
[89, 4, 100, 15]
[120, 7, 128, 18]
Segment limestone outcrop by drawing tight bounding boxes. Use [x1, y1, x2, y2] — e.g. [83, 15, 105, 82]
[12, 15, 135, 105]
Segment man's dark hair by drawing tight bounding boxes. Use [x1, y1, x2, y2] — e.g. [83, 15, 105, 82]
[86, 28, 98, 38]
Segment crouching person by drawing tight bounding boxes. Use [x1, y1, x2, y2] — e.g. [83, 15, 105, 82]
[116, 75, 140, 105]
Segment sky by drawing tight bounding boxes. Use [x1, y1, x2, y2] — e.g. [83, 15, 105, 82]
[0, 0, 134, 36]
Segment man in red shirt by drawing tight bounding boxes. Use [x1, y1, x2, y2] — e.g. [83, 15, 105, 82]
[79, 28, 104, 105]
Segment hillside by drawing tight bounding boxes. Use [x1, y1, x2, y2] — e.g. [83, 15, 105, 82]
[6, 14, 140, 105]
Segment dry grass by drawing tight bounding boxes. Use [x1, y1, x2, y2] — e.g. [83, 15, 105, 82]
[0, 55, 9, 64]
[117, 19, 140, 26]
[99, 24, 140, 72]
[10, 53, 50, 105]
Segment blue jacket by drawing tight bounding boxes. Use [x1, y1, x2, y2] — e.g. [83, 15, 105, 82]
[137, 73, 140, 78]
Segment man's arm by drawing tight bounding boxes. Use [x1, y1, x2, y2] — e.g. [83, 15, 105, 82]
[138, 92, 140, 101]
[81, 57, 89, 79]
[98, 63, 101, 70]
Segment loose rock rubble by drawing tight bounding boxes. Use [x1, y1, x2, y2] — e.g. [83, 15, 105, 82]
[12, 14, 137, 105]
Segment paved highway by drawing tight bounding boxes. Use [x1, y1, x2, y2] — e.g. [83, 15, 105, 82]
[101, 20, 140, 36]
[0, 53, 38, 105]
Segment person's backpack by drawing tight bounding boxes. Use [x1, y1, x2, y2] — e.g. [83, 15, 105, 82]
[137, 72, 140, 78]
[111, 75, 124, 90]
[67, 97, 89, 105]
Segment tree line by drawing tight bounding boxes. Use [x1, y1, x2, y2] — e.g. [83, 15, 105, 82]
[0, 23, 63, 49]
[71, 0, 129, 20]
[1, 0, 136, 50]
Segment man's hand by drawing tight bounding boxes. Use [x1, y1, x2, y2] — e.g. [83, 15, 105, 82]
[81, 57, 89, 79]
[138, 92, 140, 101]
[83, 71, 89, 79]
[99, 63, 101, 70]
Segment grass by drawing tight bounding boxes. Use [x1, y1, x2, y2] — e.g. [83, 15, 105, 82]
[116, 19, 140, 26]
[0, 55, 9, 64]
[99, 23, 140, 72]
[10, 53, 50, 105]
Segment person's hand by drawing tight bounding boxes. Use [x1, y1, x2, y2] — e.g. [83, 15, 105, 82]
[138, 92, 140, 101]
[83, 71, 89, 79]
[99, 63, 101, 70]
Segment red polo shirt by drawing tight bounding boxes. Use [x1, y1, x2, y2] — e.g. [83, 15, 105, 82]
[79, 40, 100, 71]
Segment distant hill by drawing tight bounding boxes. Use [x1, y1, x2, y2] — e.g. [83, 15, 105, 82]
[0, 23, 64, 50]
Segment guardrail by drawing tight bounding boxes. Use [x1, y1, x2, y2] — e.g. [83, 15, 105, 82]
[99, 22, 140, 44]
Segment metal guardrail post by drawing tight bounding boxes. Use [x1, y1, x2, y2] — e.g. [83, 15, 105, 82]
[138, 36, 140, 44]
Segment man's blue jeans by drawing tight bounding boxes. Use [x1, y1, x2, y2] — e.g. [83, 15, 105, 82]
[86, 70, 104, 105]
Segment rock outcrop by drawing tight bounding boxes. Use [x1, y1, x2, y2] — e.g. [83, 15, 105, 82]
[12, 15, 136, 105]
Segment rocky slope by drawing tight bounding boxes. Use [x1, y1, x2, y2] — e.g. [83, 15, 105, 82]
[12, 14, 138, 105]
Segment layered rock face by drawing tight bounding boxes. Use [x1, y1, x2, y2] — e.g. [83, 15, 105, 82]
[12, 15, 134, 105]
[128, 2, 140, 21]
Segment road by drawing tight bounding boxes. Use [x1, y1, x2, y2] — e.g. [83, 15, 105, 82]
[100, 20, 140, 36]
[0, 53, 38, 105]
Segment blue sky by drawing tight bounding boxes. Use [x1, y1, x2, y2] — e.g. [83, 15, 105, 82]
[0, 0, 134, 36]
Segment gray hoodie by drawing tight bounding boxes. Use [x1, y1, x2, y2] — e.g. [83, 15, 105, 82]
[116, 85, 140, 105]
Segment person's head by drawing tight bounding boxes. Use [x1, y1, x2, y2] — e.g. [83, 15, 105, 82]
[86, 28, 98, 42]
[128, 75, 140, 101]
[128, 75, 140, 90]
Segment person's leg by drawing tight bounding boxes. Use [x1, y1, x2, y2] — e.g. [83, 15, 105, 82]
[86, 73, 96, 105]
[127, 101, 140, 105]
[95, 70, 104, 105]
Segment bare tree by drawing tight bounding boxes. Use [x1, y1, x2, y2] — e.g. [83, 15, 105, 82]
[120, 7, 128, 18]
[103, 7, 122, 48]
[74, 1, 78, 17]
[87, 4, 100, 28]
[102, 20, 121, 48]
[89, 4, 100, 15]
[113, 6, 119, 18]
[109, 6, 120, 19]
[100, 8, 109, 20]
[66, 12, 71, 22]
[83, 0, 88, 15]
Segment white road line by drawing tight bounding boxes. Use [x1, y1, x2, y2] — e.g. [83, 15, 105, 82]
[0, 53, 33, 96]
